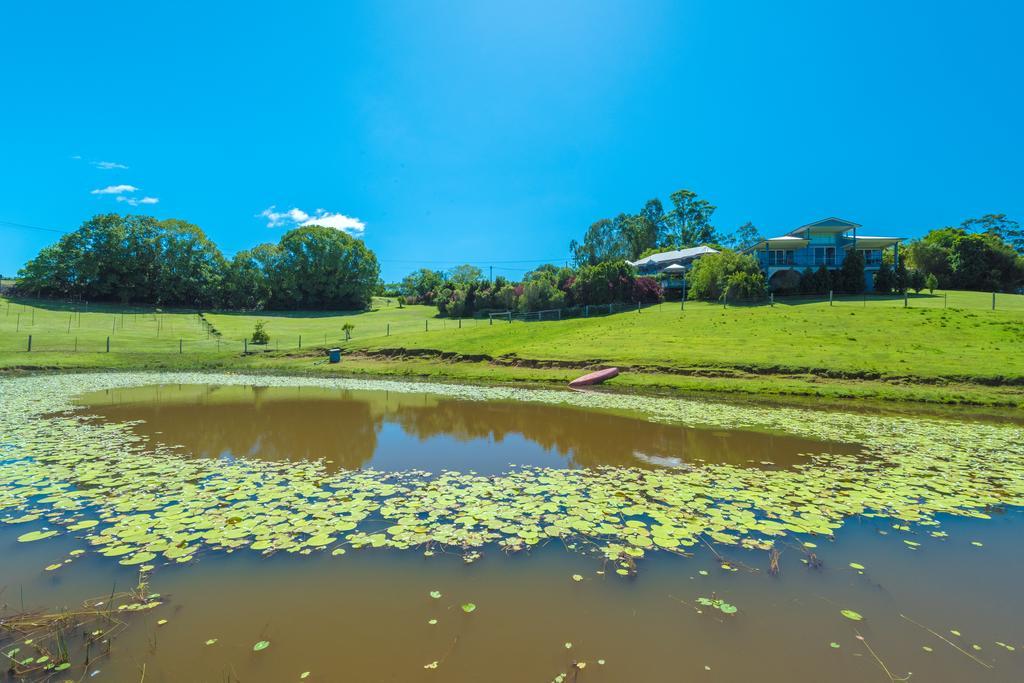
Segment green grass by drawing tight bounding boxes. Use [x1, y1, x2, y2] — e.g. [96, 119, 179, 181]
[2, 291, 1022, 407]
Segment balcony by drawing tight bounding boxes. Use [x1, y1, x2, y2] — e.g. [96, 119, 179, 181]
[758, 254, 840, 269]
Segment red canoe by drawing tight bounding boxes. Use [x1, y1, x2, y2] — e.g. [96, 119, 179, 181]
[568, 367, 620, 388]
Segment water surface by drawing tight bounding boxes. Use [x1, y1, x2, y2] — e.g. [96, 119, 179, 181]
[72, 383, 857, 473]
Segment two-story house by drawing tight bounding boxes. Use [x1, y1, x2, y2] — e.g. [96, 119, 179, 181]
[747, 217, 904, 291]
[627, 245, 718, 292]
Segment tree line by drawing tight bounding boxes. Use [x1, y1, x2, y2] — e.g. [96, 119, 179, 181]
[16, 214, 380, 309]
[392, 261, 663, 317]
[568, 188, 763, 266]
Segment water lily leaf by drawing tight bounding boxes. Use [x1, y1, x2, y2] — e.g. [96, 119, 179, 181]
[430, 591, 442, 599]
[571, 574, 583, 582]
[253, 640, 271, 652]
[840, 610, 863, 621]
[848, 562, 865, 570]
[205, 639, 218, 646]
[461, 603, 476, 613]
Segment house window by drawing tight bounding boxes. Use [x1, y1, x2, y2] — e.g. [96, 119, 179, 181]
[767, 250, 794, 266]
[814, 247, 836, 265]
[859, 249, 882, 266]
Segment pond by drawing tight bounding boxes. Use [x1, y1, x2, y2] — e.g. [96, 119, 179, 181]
[70, 383, 856, 473]
[2, 373, 1023, 681]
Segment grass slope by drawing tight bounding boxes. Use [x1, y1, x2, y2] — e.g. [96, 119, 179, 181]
[2, 291, 1022, 407]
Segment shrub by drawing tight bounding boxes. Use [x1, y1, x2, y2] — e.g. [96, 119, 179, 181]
[687, 251, 762, 301]
[925, 273, 938, 293]
[909, 269, 926, 293]
[873, 263, 895, 293]
[341, 322, 354, 341]
[250, 320, 269, 344]
[631, 277, 663, 303]
[723, 271, 767, 301]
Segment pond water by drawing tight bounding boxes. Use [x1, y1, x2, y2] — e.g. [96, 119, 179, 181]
[2, 374, 1023, 682]
[71, 384, 856, 473]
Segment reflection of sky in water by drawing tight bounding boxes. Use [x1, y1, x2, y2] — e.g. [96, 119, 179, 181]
[74, 384, 860, 476]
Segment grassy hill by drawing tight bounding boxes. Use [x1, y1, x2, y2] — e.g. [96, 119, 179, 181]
[1, 291, 1022, 407]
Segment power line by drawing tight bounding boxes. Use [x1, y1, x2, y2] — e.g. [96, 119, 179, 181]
[0, 219, 70, 234]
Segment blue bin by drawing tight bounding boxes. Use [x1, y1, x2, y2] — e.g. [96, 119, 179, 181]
[328, 348, 341, 364]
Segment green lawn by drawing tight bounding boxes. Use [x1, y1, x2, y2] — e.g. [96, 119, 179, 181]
[2, 291, 1022, 407]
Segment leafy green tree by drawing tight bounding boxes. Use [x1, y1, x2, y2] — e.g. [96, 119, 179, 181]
[723, 271, 766, 301]
[570, 218, 629, 267]
[725, 222, 764, 251]
[663, 189, 718, 248]
[570, 260, 636, 305]
[400, 268, 445, 301]
[270, 225, 379, 309]
[837, 249, 865, 294]
[906, 240, 952, 287]
[224, 244, 279, 309]
[447, 264, 483, 285]
[686, 251, 762, 301]
[250, 320, 269, 344]
[153, 219, 226, 307]
[873, 263, 895, 293]
[925, 273, 938, 293]
[909, 269, 926, 293]
[961, 213, 1023, 254]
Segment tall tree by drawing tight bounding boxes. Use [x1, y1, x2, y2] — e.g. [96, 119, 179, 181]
[961, 213, 1023, 254]
[725, 222, 764, 251]
[570, 218, 629, 266]
[662, 189, 718, 248]
[447, 264, 483, 285]
[270, 225, 380, 309]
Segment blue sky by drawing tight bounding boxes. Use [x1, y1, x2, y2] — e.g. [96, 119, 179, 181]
[1, 0, 1021, 282]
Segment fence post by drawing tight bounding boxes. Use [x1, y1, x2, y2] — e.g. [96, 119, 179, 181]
[637, 301, 640, 314]
[904, 291, 908, 308]
[106, 336, 110, 353]
[74, 337, 77, 352]
[585, 305, 589, 318]
[179, 338, 183, 354]
[244, 338, 248, 353]
[27, 335, 31, 352]
[387, 323, 391, 335]
[829, 290, 833, 306]
[770, 292, 774, 307]
[992, 291, 996, 310]
[425, 319, 428, 332]
[299, 334, 302, 349]
[459, 318, 462, 329]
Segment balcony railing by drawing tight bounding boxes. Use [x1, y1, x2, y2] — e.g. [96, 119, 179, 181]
[758, 254, 840, 269]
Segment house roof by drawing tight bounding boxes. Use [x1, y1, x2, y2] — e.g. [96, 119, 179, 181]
[629, 245, 718, 267]
[787, 217, 862, 235]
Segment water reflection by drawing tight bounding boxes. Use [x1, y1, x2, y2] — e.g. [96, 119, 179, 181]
[73, 384, 857, 474]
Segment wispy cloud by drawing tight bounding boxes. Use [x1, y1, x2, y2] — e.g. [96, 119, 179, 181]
[258, 206, 366, 235]
[116, 196, 159, 206]
[91, 184, 138, 195]
[93, 160, 128, 170]
[70, 155, 82, 160]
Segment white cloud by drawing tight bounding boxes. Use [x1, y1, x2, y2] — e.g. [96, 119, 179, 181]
[91, 184, 138, 195]
[258, 206, 365, 235]
[71, 155, 82, 160]
[93, 160, 129, 170]
[116, 196, 159, 206]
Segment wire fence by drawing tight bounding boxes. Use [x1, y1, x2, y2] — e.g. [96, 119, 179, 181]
[2, 290, 1021, 356]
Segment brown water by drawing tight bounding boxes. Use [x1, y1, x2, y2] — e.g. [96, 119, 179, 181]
[4, 384, 1022, 682]
[70, 384, 855, 473]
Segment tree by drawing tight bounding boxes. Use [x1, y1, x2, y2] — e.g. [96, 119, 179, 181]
[224, 244, 278, 309]
[620, 214, 660, 260]
[909, 269, 926, 293]
[837, 249, 866, 294]
[570, 218, 629, 267]
[153, 219, 226, 307]
[400, 268, 445, 301]
[961, 214, 1023, 254]
[662, 189, 718, 248]
[873, 263, 895, 294]
[686, 251, 762, 301]
[725, 222, 764, 251]
[447, 264, 483, 285]
[270, 225, 379, 309]
[906, 240, 952, 287]
[925, 273, 938, 293]
[250, 320, 269, 344]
